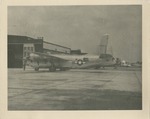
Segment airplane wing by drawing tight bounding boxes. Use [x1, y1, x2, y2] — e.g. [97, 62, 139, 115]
[30, 52, 69, 61]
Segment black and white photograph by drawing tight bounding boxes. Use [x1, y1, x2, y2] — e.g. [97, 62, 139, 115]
[8, 5, 142, 110]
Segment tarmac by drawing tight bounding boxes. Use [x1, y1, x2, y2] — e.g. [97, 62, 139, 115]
[8, 67, 142, 110]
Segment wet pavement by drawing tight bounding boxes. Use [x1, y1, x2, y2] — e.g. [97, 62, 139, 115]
[8, 68, 142, 110]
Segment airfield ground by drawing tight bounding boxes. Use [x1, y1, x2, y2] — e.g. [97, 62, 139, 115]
[8, 67, 142, 110]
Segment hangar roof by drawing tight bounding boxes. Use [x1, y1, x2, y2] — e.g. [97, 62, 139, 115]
[8, 35, 43, 44]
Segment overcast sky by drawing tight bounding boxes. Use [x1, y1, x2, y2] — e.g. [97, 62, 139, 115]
[8, 5, 142, 62]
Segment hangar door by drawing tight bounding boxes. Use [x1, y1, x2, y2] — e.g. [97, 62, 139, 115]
[8, 44, 23, 68]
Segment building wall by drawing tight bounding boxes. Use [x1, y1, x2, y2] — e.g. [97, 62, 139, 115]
[23, 44, 35, 58]
[8, 35, 43, 68]
[34, 44, 43, 52]
[8, 35, 71, 68]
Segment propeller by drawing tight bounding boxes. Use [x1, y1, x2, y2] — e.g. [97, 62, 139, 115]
[23, 56, 29, 71]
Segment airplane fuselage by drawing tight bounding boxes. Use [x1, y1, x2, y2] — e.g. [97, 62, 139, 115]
[26, 53, 116, 71]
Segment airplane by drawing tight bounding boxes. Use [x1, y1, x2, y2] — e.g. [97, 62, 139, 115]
[23, 52, 116, 72]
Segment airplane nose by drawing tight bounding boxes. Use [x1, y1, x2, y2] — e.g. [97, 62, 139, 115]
[112, 57, 116, 63]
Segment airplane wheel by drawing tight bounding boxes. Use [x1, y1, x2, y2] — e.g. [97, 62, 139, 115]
[35, 67, 39, 71]
[77, 59, 83, 66]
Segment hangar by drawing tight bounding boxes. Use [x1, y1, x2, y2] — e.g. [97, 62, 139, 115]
[43, 41, 71, 54]
[8, 35, 71, 68]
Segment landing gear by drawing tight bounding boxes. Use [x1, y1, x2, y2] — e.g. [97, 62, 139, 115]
[77, 59, 83, 66]
[35, 67, 39, 71]
[49, 66, 56, 72]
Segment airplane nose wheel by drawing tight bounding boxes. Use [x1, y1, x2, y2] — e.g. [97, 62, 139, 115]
[77, 59, 83, 66]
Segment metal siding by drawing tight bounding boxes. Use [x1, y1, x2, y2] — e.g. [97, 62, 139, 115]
[43, 42, 71, 54]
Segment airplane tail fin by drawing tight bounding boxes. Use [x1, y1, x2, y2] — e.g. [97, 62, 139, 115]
[98, 34, 116, 65]
[99, 34, 109, 55]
